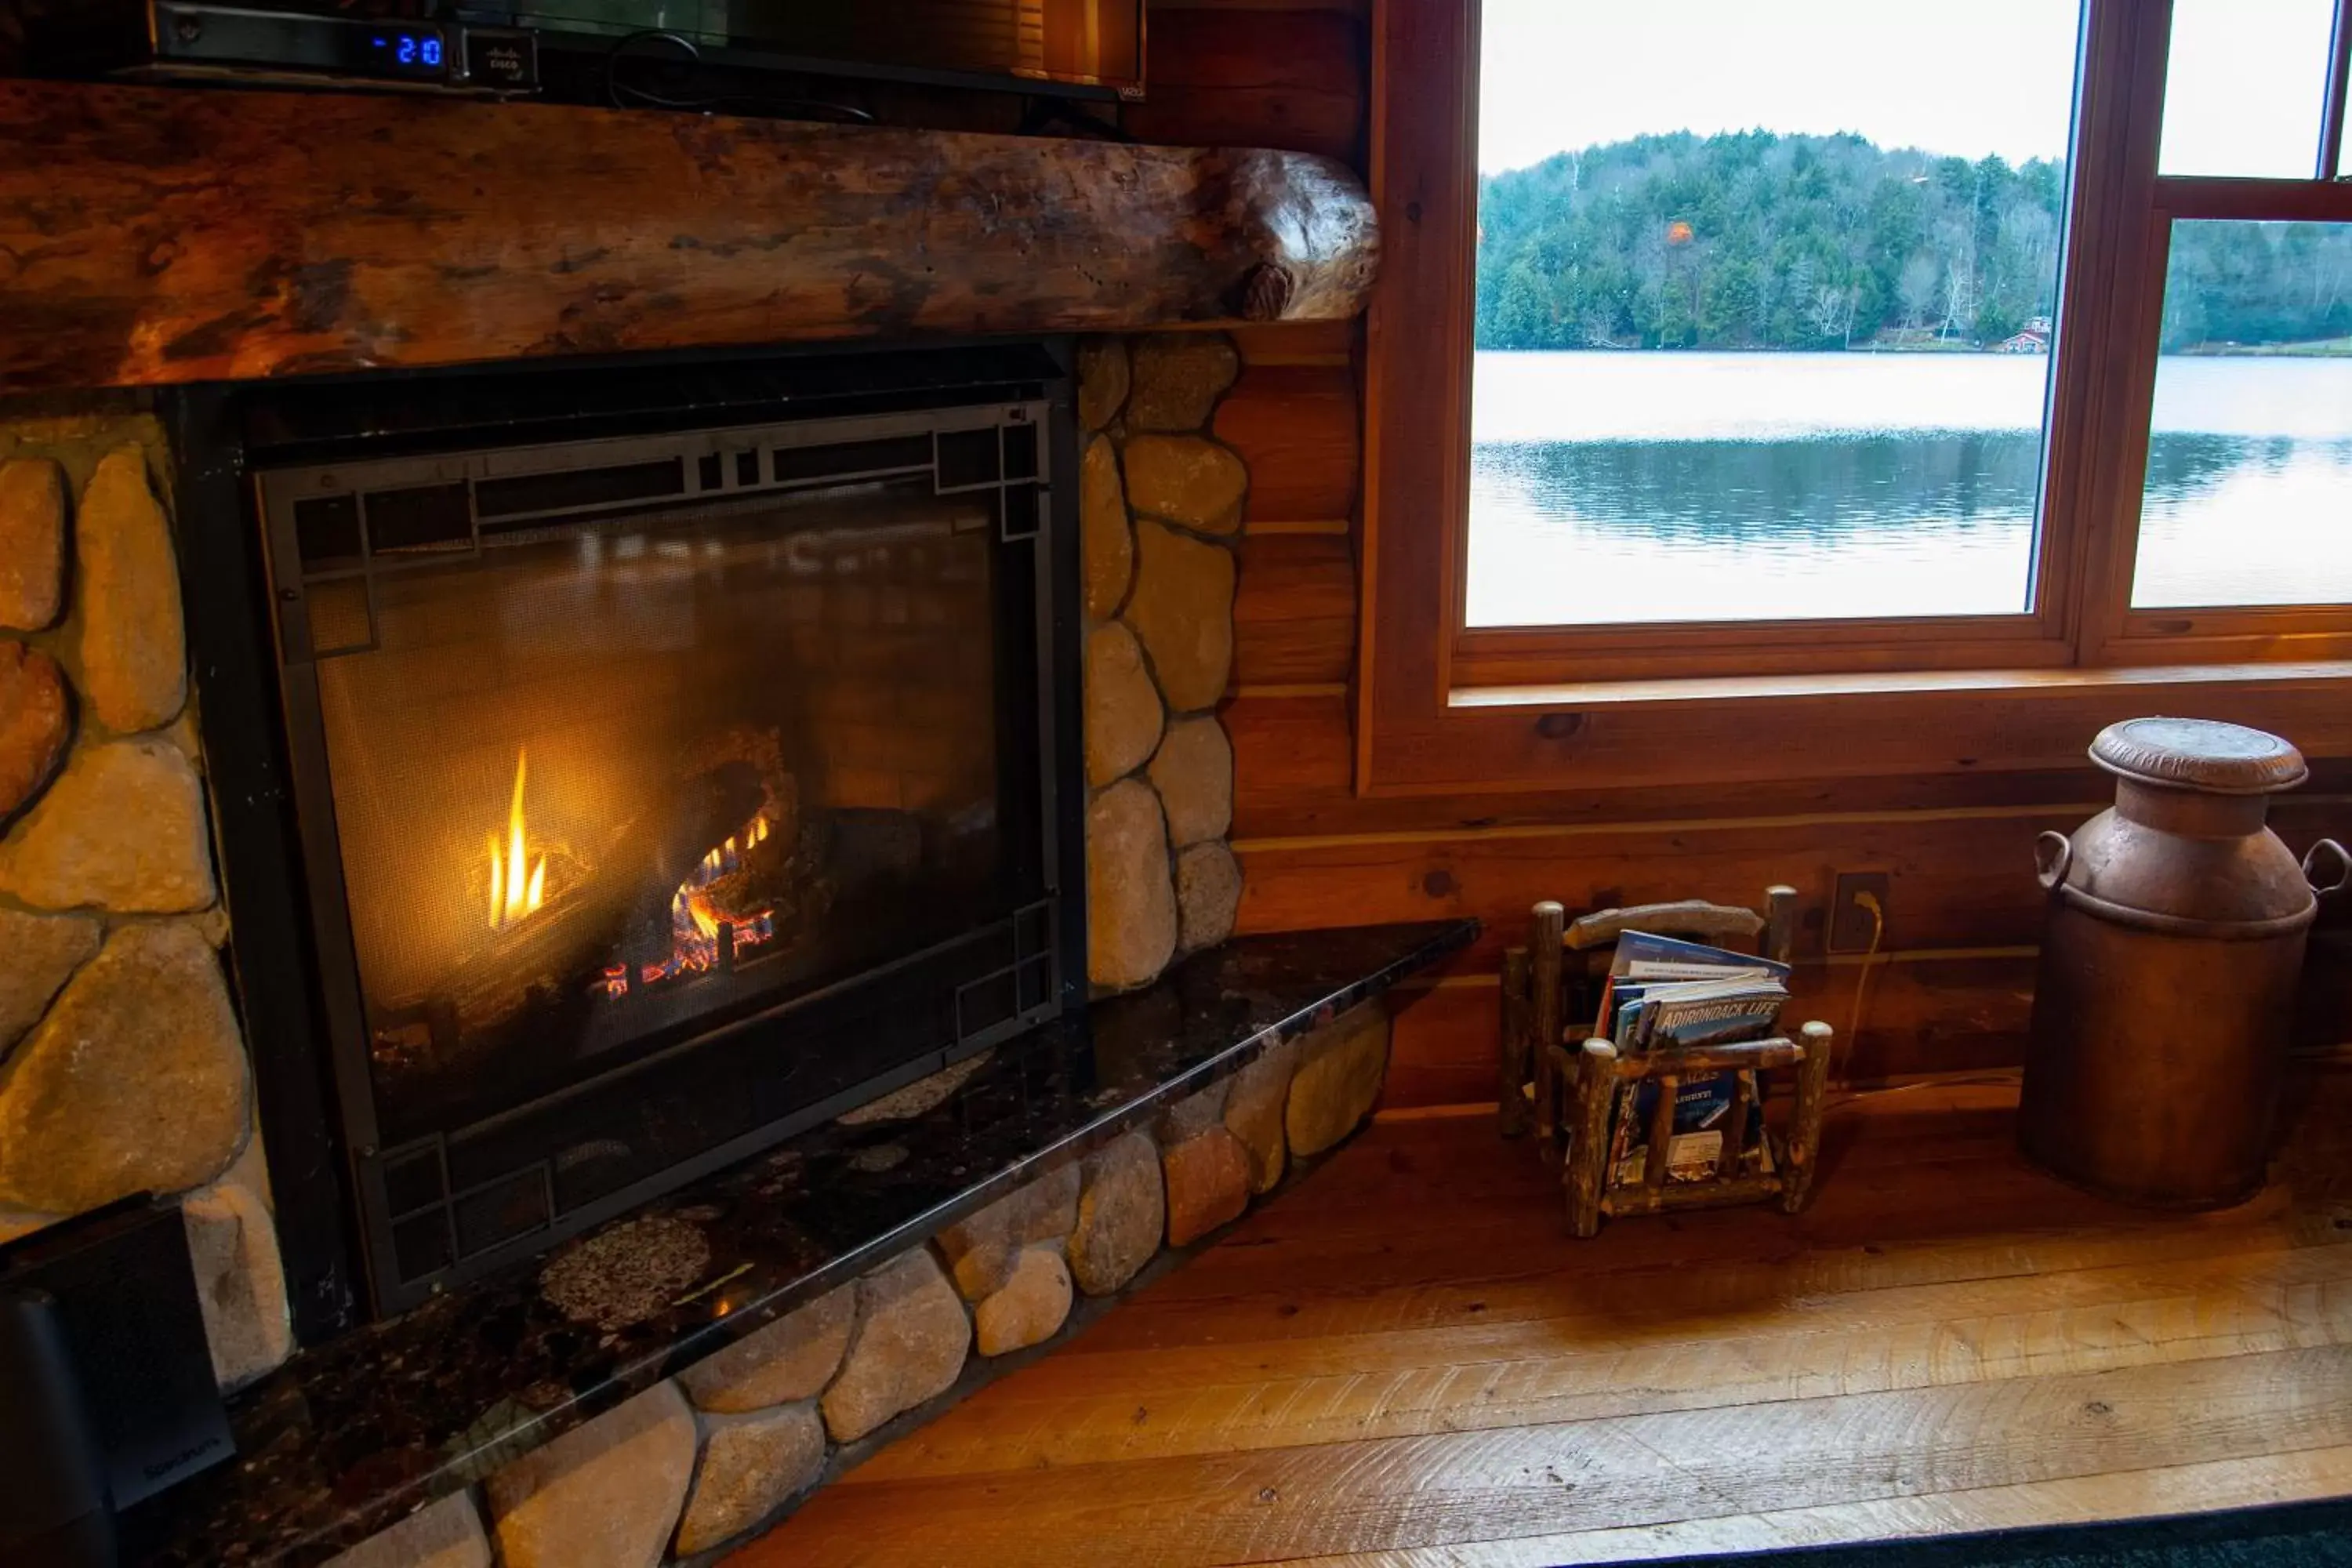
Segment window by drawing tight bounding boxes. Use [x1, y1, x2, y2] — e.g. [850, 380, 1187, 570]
[2130, 220, 2352, 608]
[1468, 1, 2083, 629]
[1359, 0, 2352, 793]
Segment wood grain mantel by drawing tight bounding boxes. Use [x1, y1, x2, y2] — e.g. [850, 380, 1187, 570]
[0, 79, 1380, 393]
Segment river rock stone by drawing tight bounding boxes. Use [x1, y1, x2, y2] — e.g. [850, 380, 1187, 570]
[1176, 840, 1243, 953]
[1161, 1126, 1252, 1247]
[325, 1491, 491, 1568]
[0, 736, 217, 913]
[1068, 1131, 1163, 1297]
[1077, 337, 1131, 432]
[487, 1381, 696, 1568]
[1224, 1036, 1300, 1195]
[1155, 1078, 1230, 1146]
[0, 921, 249, 1214]
[1127, 335, 1241, 432]
[673, 1402, 826, 1555]
[1123, 521, 1235, 713]
[1287, 1004, 1392, 1159]
[679, 1282, 855, 1414]
[934, 1164, 1080, 1301]
[1121, 435, 1247, 536]
[183, 1167, 293, 1389]
[973, 1243, 1073, 1356]
[0, 641, 71, 823]
[1084, 621, 1163, 788]
[821, 1247, 971, 1443]
[1086, 778, 1177, 992]
[0, 458, 65, 631]
[1148, 716, 1232, 848]
[0, 906, 99, 1052]
[78, 448, 186, 733]
[1082, 436, 1132, 619]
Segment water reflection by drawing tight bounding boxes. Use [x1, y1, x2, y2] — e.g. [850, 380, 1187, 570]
[1468, 352, 2352, 626]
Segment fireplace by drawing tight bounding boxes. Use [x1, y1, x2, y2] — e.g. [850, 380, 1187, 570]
[209, 344, 1083, 1315]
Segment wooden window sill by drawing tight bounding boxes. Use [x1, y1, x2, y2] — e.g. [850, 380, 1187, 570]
[1450, 660, 2352, 713]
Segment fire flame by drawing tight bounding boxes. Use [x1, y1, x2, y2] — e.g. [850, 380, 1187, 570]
[487, 750, 549, 931]
[599, 812, 776, 999]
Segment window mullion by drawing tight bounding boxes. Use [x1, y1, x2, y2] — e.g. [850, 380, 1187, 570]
[2321, 0, 2352, 178]
[2044, 0, 2172, 666]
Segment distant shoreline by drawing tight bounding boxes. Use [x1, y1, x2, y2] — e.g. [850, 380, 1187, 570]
[1474, 341, 2352, 358]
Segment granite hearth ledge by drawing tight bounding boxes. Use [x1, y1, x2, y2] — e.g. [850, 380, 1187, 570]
[123, 920, 1475, 1567]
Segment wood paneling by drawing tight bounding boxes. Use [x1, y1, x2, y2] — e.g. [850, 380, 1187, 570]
[1126, 7, 1367, 165]
[742, 1075, 2352, 1565]
[1233, 532, 1356, 686]
[1237, 809, 2103, 966]
[1215, 363, 1361, 524]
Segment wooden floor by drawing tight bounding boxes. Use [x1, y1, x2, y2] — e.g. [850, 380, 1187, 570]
[735, 1069, 2352, 1567]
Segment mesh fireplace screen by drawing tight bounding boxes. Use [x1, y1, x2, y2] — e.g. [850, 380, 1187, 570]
[256, 395, 1064, 1305]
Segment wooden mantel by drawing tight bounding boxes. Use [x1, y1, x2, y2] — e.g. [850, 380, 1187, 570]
[0, 79, 1379, 393]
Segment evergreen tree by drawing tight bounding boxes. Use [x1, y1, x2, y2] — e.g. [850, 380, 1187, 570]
[1477, 132, 2352, 352]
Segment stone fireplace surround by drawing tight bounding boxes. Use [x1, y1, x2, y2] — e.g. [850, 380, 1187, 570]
[0, 345, 1468, 1566]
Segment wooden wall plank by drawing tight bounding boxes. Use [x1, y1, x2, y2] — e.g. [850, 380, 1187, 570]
[1381, 953, 2040, 1101]
[1236, 809, 2104, 964]
[1229, 320, 1358, 365]
[1126, 8, 1367, 167]
[1234, 533, 1356, 686]
[1216, 363, 1361, 524]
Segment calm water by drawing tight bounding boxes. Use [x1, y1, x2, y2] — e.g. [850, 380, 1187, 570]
[1468, 351, 2352, 626]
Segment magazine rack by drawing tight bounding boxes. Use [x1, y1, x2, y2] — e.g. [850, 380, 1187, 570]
[1553, 1021, 1833, 1236]
[1496, 889, 1835, 1236]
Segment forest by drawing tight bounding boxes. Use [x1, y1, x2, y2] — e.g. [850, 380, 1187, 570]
[1475, 130, 2352, 354]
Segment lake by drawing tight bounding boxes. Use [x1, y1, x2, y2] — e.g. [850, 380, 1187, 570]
[1468, 350, 2352, 626]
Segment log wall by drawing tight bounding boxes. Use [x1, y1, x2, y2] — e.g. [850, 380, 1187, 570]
[1142, 0, 2352, 1107]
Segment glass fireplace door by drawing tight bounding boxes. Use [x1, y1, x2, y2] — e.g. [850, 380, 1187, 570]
[257, 400, 1063, 1302]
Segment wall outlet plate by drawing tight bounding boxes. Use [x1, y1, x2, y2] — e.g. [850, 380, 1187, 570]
[1829, 870, 1891, 954]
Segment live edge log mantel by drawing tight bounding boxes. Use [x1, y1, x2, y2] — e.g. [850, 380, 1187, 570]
[0, 79, 1381, 393]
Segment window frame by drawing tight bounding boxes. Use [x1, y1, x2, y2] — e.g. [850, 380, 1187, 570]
[1358, 0, 2352, 797]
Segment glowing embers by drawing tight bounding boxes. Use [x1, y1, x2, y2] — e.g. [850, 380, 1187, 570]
[486, 750, 551, 931]
[602, 813, 779, 1000]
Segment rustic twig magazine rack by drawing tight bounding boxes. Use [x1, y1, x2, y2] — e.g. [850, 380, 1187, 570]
[1498, 889, 1834, 1236]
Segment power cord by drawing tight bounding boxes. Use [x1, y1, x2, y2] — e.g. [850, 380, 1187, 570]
[1846, 888, 1885, 1058]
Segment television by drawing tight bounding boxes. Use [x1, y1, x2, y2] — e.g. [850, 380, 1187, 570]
[474, 0, 1146, 100]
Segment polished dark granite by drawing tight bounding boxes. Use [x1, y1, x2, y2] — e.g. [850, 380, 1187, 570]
[125, 920, 1475, 1567]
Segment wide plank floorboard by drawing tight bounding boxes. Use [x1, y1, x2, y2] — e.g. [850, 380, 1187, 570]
[731, 1069, 2352, 1567]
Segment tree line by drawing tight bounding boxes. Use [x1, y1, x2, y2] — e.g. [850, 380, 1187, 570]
[1477, 130, 2352, 354]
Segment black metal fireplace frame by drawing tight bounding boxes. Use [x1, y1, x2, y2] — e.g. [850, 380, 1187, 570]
[165, 340, 1089, 1339]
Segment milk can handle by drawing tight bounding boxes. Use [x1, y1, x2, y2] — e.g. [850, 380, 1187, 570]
[2034, 831, 2072, 893]
[2307, 839, 2351, 898]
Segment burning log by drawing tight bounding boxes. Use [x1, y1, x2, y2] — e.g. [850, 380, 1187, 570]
[394, 761, 771, 1039]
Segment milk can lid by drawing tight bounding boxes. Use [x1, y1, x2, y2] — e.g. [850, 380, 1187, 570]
[2089, 717, 2309, 795]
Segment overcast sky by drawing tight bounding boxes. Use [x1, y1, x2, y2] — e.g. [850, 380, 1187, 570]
[1478, 0, 2339, 180]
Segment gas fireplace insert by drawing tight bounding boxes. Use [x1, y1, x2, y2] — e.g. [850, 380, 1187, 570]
[209, 346, 1083, 1318]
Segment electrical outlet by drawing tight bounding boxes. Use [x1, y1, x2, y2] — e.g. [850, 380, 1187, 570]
[1829, 870, 1891, 954]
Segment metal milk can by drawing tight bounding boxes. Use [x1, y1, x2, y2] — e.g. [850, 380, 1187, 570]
[2020, 717, 2346, 1208]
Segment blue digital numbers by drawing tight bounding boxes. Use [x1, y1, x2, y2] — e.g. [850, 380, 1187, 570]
[365, 28, 445, 75]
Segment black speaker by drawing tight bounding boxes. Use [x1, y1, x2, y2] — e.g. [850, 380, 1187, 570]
[0, 1288, 115, 1566]
[0, 1196, 234, 1563]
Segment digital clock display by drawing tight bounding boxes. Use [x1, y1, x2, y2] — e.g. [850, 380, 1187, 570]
[361, 27, 448, 78]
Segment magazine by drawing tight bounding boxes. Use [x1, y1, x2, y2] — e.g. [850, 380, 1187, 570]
[1582, 931, 1789, 1185]
[1607, 1070, 1777, 1184]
